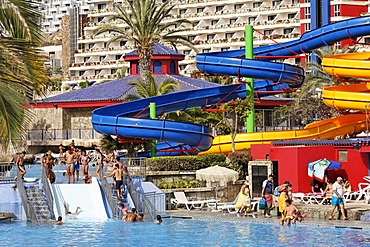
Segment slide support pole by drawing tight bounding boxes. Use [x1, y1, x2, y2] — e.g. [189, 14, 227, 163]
[150, 102, 156, 157]
[245, 25, 254, 132]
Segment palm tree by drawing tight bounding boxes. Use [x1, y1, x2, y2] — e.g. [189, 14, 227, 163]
[95, 0, 194, 83]
[125, 74, 180, 101]
[298, 45, 358, 101]
[0, 0, 49, 149]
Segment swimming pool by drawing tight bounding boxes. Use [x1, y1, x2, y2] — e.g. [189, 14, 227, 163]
[1, 218, 369, 247]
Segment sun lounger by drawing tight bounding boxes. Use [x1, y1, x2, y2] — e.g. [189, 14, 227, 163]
[355, 183, 370, 203]
[171, 192, 217, 210]
[207, 194, 240, 211]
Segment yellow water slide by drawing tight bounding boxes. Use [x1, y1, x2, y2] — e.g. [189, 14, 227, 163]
[200, 52, 370, 155]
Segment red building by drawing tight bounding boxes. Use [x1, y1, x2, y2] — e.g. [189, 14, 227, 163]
[251, 140, 370, 192]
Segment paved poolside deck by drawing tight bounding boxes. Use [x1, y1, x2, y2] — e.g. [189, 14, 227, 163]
[166, 202, 370, 229]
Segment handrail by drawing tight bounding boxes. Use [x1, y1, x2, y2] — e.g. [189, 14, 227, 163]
[99, 168, 119, 218]
[0, 162, 16, 178]
[41, 166, 55, 219]
[142, 193, 156, 221]
[16, 169, 39, 224]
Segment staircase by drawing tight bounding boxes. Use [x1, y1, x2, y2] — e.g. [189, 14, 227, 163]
[25, 186, 54, 222]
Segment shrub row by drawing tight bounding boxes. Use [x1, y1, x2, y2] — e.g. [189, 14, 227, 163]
[146, 154, 226, 171]
[158, 180, 202, 189]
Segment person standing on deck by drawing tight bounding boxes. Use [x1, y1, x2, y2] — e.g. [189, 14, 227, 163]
[95, 148, 104, 177]
[329, 177, 349, 220]
[64, 149, 75, 184]
[16, 151, 27, 179]
[262, 174, 274, 218]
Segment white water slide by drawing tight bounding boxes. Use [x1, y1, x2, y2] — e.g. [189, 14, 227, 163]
[51, 178, 110, 220]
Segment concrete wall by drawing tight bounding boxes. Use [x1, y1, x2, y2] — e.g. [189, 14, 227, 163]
[29, 108, 63, 130]
[63, 107, 95, 129]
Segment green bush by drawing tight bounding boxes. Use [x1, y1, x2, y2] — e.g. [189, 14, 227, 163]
[146, 154, 226, 171]
[227, 149, 252, 180]
[158, 179, 202, 189]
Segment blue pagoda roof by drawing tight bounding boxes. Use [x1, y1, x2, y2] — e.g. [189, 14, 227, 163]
[34, 75, 219, 104]
[125, 43, 184, 57]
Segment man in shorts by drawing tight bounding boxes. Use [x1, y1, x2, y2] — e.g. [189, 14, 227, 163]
[105, 164, 123, 200]
[262, 174, 274, 218]
[329, 177, 348, 220]
[64, 149, 75, 184]
[16, 151, 27, 179]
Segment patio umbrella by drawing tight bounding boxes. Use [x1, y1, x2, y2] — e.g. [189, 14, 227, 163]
[196, 165, 239, 187]
[308, 159, 342, 182]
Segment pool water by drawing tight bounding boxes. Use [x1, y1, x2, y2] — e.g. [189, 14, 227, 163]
[1, 218, 369, 247]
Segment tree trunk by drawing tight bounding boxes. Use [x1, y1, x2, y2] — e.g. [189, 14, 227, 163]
[139, 46, 152, 84]
[231, 113, 238, 152]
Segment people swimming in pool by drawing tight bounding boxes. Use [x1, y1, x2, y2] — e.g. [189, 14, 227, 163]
[125, 208, 138, 222]
[155, 215, 162, 224]
[55, 216, 63, 225]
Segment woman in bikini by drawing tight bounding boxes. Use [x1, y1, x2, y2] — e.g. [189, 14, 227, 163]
[80, 150, 90, 175]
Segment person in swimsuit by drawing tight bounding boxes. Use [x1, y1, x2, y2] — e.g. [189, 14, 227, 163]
[278, 181, 291, 221]
[55, 216, 63, 225]
[64, 149, 75, 184]
[83, 172, 91, 184]
[126, 208, 138, 222]
[261, 174, 274, 218]
[105, 163, 123, 199]
[16, 151, 27, 179]
[73, 150, 81, 182]
[80, 150, 90, 175]
[95, 148, 104, 177]
[280, 199, 299, 225]
[155, 215, 162, 224]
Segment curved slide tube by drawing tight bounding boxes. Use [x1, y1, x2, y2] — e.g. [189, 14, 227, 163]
[92, 16, 370, 155]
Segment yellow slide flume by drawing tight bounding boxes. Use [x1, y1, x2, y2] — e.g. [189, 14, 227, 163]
[200, 52, 370, 155]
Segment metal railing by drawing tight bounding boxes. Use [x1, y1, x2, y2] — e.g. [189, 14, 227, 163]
[41, 167, 55, 220]
[124, 158, 147, 177]
[16, 170, 39, 224]
[26, 128, 103, 141]
[142, 192, 166, 221]
[99, 168, 119, 218]
[0, 162, 16, 178]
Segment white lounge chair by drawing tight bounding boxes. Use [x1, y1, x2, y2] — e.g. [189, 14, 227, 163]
[355, 182, 370, 203]
[207, 194, 240, 211]
[171, 192, 217, 210]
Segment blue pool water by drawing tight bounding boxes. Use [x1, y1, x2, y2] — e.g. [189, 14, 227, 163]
[1, 218, 370, 247]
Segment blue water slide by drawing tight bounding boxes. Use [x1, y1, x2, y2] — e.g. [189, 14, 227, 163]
[92, 16, 370, 154]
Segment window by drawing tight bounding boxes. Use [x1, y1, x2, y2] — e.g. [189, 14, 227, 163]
[179, 9, 186, 15]
[111, 69, 116, 74]
[249, 17, 256, 23]
[89, 44, 94, 49]
[97, 3, 106, 10]
[95, 70, 101, 75]
[188, 35, 196, 41]
[120, 41, 126, 46]
[170, 61, 176, 74]
[99, 56, 105, 61]
[334, 5, 340, 17]
[240, 46, 245, 49]
[136, 63, 140, 74]
[183, 50, 191, 55]
[225, 33, 234, 39]
[116, 55, 122, 60]
[79, 71, 85, 76]
[284, 28, 293, 34]
[97, 17, 103, 22]
[288, 13, 296, 19]
[221, 47, 229, 51]
[202, 48, 211, 53]
[295, 58, 301, 64]
[211, 20, 218, 26]
[338, 150, 348, 162]
[272, 0, 282, 6]
[234, 4, 243, 10]
[304, 23, 311, 32]
[364, 37, 370, 43]
[84, 57, 89, 62]
[216, 6, 224, 12]
[196, 8, 204, 13]
[230, 18, 237, 24]
[253, 2, 262, 8]
[264, 30, 273, 36]
[304, 7, 310, 19]
[153, 61, 162, 73]
[334, 42, 341, 50]
[207, 34, 215, 40]
[268, 15, 276, 21]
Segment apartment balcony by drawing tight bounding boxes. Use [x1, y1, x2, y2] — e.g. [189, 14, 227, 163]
[69, 60, 127, 71]
[87, 7, 116, 17]
[176, 0, 253, 8]
[75, 45, 134, 56]
[87, 0, 110, 4]
[64, 74, 119, 82]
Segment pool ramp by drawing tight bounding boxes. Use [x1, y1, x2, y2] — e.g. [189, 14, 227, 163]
[51, 177, 109, 220]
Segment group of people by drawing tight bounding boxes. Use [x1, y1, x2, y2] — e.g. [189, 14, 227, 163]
[118, 204, 162, 224]
[261, 175, 306, 225]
